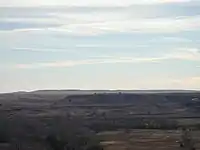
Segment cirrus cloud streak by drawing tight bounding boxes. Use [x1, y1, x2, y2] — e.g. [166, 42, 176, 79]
[14, 48, 200, 69]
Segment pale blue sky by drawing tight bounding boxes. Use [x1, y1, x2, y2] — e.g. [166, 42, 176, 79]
[0, 0, 200, 92]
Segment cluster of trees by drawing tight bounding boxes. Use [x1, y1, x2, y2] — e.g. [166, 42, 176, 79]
[0, 115, 103, 150]
[87, 118, 179, 132]
[44, 116, 103, 150]
[46, 133, 103, 150]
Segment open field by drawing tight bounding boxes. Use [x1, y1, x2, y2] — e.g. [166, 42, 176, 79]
[98, 130, 200, 150]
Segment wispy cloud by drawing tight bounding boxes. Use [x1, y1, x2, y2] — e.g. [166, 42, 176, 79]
[150, 37, 192, 43]
[1, 3, 200, 35]
[12, 47, 81, 54]
[171, 76, 200, 89]
[114, 76, 200, 90]
[12, 44, 154, 52]
[13, 48, 200, 69]
[14, 57, 164, 69]
[2, 15, 200, 35]
[0, 0, 193, 7]
[166, 48, 200, 60]
[51, 16, 200, 35]
[12, 47, 108, 57]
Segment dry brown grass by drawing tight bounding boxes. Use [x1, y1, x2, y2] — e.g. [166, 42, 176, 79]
[98, 130, 200, 150]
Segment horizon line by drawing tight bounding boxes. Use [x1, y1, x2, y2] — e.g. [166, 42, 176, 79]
[1, 89, 199, 94]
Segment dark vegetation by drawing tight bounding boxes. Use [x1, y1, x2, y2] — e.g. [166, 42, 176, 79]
[0, 90, 200, 149]
[0, 117, 10, 143]
[87, 118, 179, 132]
[0, 115, 103, 150]
[62, 92, 200, 105]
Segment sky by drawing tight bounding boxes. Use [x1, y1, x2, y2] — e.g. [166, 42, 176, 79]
[0, 0, 200, 92]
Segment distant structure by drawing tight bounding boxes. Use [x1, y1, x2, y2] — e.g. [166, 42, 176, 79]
[192, 98, 199, 102]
